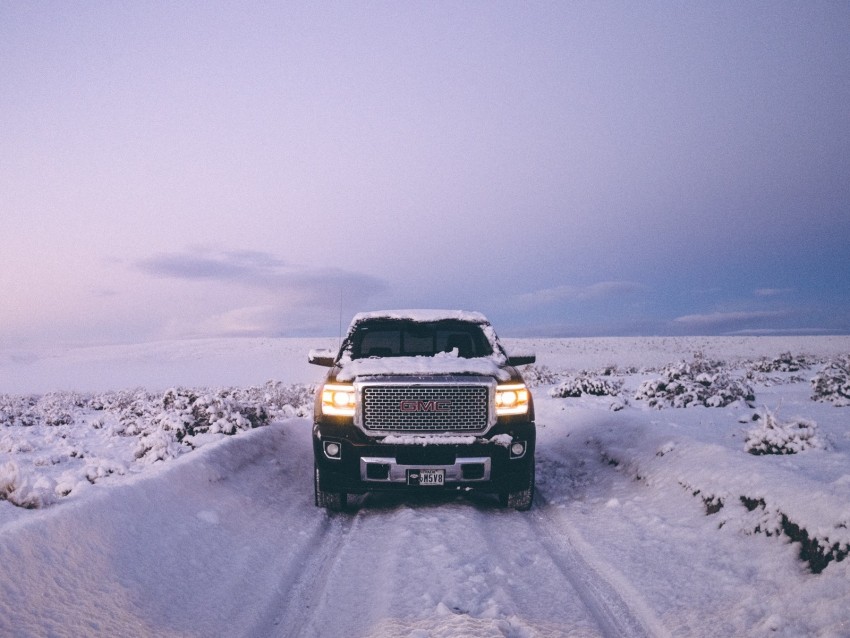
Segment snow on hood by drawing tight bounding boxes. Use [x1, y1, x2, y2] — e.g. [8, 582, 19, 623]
[335, 349, 511, 382]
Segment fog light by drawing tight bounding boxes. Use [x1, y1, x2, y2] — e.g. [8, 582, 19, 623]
[324, 441, 342, 459]
[510, 442, 526, 458]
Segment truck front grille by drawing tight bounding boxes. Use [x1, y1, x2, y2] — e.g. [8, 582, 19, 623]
[362, 385, 489, 432]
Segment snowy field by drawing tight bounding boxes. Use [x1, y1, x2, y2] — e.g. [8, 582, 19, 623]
[1, 336, 850, 637]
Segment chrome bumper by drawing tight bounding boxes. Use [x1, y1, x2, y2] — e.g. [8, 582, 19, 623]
[359, 456, 492, 483]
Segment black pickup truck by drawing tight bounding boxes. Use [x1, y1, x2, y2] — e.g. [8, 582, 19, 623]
[309, 310, 536, 511]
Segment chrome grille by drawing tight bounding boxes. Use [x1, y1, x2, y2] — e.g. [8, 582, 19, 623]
[362, 385, 489, 432]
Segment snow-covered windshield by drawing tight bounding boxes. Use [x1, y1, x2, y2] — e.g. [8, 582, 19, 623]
[347, 319, 494, 360]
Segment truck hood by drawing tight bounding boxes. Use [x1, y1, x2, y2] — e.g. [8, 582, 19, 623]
[334, 352, 512, 382]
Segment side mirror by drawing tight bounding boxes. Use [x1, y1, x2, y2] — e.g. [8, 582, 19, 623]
[507, 353, 536, 366]
[308, 349, 336, 367]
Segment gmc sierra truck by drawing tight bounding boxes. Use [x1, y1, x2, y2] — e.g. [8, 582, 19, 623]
[308, 310, 536, 511]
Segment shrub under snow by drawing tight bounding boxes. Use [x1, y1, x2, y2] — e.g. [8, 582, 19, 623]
[811, 356, 850, 406]
[521, 364, 563, 388]
[1, 461, 57, 509]
[550, 373, 624, 398]
[634, 353, 755, 409]
[749, 351, 813, 374]
[744, 408, 823, 455]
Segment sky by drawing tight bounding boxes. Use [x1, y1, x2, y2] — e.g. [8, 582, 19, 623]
[2, 1, 849, 349]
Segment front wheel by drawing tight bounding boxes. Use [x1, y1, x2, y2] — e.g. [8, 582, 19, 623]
[314, 463, 347, 512]
[501, 462, 535, 511]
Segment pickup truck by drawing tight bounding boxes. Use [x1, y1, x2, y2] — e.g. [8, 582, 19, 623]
[309, 310, 536, 511]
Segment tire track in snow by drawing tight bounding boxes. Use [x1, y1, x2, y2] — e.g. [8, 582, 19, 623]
[528, 490, 671, 638]
[213, 419, 359, 638]
[250, 510, 356, 638]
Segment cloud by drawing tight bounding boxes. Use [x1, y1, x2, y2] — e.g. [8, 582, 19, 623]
[754, 288, 794, 297]
[673, 310, 789, 327]
[188, 305, 302, 338]
[726, 327, 833, 336]
[136, 249, 388, 305]
[514, 281, 645, 307]
[130, 249, 391, 339]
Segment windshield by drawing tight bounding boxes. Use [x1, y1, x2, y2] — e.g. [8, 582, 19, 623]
[346, 320, 494, 360]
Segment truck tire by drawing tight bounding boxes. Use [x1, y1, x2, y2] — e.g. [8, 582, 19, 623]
[314, 464, 347, 512]
[501, 462, 535, 511]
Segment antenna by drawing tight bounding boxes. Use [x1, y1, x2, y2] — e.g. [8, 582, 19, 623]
[337, 287, 343, 351]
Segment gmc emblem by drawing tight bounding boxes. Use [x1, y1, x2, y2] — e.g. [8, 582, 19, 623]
[399, 399, 451, 413]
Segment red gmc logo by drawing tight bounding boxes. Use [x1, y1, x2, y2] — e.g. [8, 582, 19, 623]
[399, 399, 451, 413]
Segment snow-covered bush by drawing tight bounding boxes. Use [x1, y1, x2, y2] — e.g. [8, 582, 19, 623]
[749, 352, 813, 374]
[634, 353, 754, 409]
[0, 395, 38, 427]
[521, 365, 562, 388]
[811, 356, 850, 406]
[84, 459, 127, 483]
[0, 461, 56, 509]
[134, 430, 186, 464]
[127, 386, 284, 461]
[744, 408, 823, 455]
[228, 381, 314, 421]
[157, 388, 256, 439]
[550, 373, 623, 398]
[0, 461, 17, 499]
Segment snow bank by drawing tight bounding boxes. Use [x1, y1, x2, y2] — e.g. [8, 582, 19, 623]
[545, 357, 850, 574]
[0, 423, 314, 637]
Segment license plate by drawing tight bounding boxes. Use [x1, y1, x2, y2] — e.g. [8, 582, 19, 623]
[407, 468, 445, 486]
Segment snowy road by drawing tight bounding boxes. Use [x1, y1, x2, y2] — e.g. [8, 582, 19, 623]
[256, 442, 662, 638]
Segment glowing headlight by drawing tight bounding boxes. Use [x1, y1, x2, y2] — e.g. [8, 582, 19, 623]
[496, 383, 530, 415]
[321, 384, 356, 416]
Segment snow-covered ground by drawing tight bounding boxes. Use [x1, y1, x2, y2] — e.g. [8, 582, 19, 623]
[1, 336, 849, 637]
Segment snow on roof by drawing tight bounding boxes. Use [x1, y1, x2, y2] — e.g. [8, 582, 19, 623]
[349, 309, 490, 326]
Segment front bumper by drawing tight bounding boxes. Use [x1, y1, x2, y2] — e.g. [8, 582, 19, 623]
[313, 420, 535, 495]
[359, 455, 492, 483]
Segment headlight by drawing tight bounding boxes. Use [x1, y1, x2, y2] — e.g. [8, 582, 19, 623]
[321, 384, 356, 416]
[495, 383, 530, 415]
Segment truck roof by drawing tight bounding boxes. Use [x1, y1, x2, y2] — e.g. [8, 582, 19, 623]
[349, 309, 490, 325]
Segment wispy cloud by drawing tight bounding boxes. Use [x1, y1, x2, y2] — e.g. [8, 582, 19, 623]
[136, 249, 387, 305]
[726, 327, 833, 336]
[190, 305, 311, 338]
[673, 310, 789, 327]
[132, 249, 389, 339]
[514, 281, 644, 307]
[754, 288, 794, 297]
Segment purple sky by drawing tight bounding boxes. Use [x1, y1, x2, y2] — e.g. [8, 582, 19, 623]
[2, 2, 849, 348]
